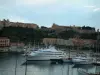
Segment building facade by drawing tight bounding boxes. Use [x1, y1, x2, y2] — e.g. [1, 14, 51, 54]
[51, 23, 95, 34]
[43, 38, 96, 48]
[43, 38, 74, 46]
[0, 37, 10, 47]
[43, 38, 57, 45]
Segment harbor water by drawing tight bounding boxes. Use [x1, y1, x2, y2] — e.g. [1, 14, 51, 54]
[0, 53, 99, 75]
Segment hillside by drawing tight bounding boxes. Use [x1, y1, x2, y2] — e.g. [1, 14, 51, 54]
[0, 27, 98, 44]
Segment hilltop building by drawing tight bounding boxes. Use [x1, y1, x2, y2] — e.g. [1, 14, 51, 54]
[51, 23, 95, 33]
[0, 19, 39, 29]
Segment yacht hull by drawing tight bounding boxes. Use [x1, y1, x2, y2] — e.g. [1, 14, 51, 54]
[72, 59, 92, 64]
[27, 56, 62, 61]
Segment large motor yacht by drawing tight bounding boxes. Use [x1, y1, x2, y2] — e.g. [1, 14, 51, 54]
[26, 47, 67, 61]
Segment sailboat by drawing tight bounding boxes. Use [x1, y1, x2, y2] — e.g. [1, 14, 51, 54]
[92, 29, 100, 66]
[72, 37, 92, 65]
[62, 46, 73, 63]
[22, 42, 32, 56]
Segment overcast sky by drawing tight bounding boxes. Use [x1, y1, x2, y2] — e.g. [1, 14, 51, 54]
[0, 0, 100, 29]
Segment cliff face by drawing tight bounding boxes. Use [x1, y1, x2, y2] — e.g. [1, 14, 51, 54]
[0, 19, 39, 29]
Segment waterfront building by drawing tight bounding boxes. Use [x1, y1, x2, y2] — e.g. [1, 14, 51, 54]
[0, 37, 10, 47]
[72, 38, 84, 47]
[43, 38, 74, 46]
[56, 39, 65, 45]
[42, 38, 96, 49]
[10, 42, 25, 52]
[43, 38, 57, 45]
[10, 42, 25, 47]
[64, 39, 74, 46]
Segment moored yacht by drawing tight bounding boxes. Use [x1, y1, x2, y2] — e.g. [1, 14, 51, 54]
[27, 47, 67, 61]
[72, 55, 92, 64]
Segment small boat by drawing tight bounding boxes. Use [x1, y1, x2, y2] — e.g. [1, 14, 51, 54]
[92, 29, 100, 66]
[63, 57, 73, 63]
[72, 56, 92, 65]
[92, 60, 100, 66]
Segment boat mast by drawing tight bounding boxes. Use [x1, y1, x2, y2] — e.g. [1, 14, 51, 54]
[96, 29, 99, 63]
[76, 35, 80, 56]
[68, 45, 70, 58]
[34, 40, 35, 48]
[15, 40, 19, 75]
[25, 43, 28, 75]
[25, 52, 28, 75]
[94, 29, 99, 74]
[37, 42, 38, 48]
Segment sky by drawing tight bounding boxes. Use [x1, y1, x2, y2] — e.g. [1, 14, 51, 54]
[0, 0, 100, 29]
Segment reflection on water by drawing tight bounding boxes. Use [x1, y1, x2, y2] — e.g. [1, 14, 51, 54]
[0, 53, 98, 75]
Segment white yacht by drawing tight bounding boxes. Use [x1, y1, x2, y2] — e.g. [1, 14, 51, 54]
[26, 47, 67, 61]
[72, 55, 92, 64]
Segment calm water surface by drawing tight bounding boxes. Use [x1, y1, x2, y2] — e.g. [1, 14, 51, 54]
[0, 53, 97, 75]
